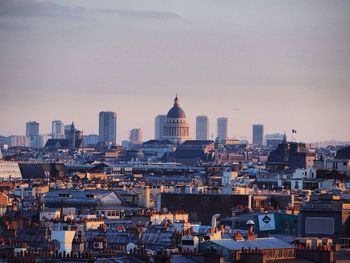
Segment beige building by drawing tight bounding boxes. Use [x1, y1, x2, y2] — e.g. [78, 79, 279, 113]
[0, 161, 22, 181]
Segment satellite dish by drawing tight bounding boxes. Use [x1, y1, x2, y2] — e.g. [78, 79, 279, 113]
[50, 239, 61, 252]
[126, 243, 137, 253]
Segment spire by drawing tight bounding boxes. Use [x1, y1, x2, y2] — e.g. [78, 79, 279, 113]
[174, 94, 179, 106]
[283, 132, 287, 143]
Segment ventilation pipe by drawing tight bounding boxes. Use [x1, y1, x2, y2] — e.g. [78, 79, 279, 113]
[211, 214, 220, 228]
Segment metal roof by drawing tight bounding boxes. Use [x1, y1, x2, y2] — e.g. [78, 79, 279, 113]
[43, 189, 122, 207]
[167, 104, 186, 119]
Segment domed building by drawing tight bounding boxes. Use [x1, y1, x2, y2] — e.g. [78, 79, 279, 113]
[163, 96, 190, 144]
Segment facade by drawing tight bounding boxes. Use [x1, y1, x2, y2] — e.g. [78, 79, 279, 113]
[324, 159, 350, 176]
[252, 124, 264, 145]
[217, 117, 228, 139]
[83, 134, 99, 146]
[0, 136, 11, 147]
[265, 133, 284, 148]
[298, 194, 350, 240]
[200, 238, 295, 262]
[26, 121, 40, 148]
[10, 136, 30, 147]
[52, 120, 64, 139]
[166, 140, 215, 164]
[154, 114, 167, 140]
[99, 111, 117, 145]
[19, 162, 68, 179]
[129, 128, 142, 145]
[141, 140, 176, 158]
[0, 161, 22, 181]
[159, 193, 251, 224]
[43, 189, 122, 210]
[64, 124, 72, 139]
[26, 121, 39, 138]
[196, 115, 209, 140]
[62, 122, 83, 150]
[335, 146, 350, 159]
[267, 138, 316, 170]
[162, 96, 190, 144]
[121, 140, 129, 148]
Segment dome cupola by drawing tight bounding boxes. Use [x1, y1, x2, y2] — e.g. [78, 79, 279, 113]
[167, 96, 186, 119]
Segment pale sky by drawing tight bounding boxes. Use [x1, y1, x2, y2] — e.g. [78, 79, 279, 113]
[0, 0, 349, 143]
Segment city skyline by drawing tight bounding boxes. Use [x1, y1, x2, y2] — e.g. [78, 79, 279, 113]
[0, 99, 349, 144]
[0, 0, 349, 142]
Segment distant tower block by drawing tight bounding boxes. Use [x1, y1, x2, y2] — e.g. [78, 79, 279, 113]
[196, 116, 209, 140]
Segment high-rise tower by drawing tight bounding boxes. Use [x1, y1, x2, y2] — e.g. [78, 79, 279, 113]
[99, 111, 117, 145]
[217, 117, 228, 139]
[196, 116, 209, 140]
[252, 124, 264, 145]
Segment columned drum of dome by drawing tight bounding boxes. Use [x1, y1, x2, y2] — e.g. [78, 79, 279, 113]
[163, 96, 190, 144]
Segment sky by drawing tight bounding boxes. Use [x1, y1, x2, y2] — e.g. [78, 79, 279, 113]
[0, 0, 349, 143]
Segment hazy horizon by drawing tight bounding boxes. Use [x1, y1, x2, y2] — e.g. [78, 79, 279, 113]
[1, 0, 349, 143]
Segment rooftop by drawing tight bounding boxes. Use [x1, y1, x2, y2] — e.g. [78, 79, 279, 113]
[204, 237, 294, 251]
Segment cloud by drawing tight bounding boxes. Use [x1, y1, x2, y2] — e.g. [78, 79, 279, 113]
[0, 0, 182, 20]
[0, 0, 84, 17]
[94, 9, 182, 21]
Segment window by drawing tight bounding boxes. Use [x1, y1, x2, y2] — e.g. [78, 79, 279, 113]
[58, 193, 72, 198]
[305, 217, 334, 235]
[86, 194, 95, 199]
[182, 240, 194, 246]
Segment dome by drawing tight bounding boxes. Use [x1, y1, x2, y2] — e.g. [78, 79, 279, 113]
[167, 96, 186, 119]
[246, 219, 255, 225]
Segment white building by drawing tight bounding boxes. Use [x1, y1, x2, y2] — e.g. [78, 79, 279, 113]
[291, 168, 316, 190]
[10, 135, 30, 147]
[155, 114, 167, 139]
[0, 161, 22, 181]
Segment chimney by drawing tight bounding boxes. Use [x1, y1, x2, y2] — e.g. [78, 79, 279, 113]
[246, 219, 256, 241]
